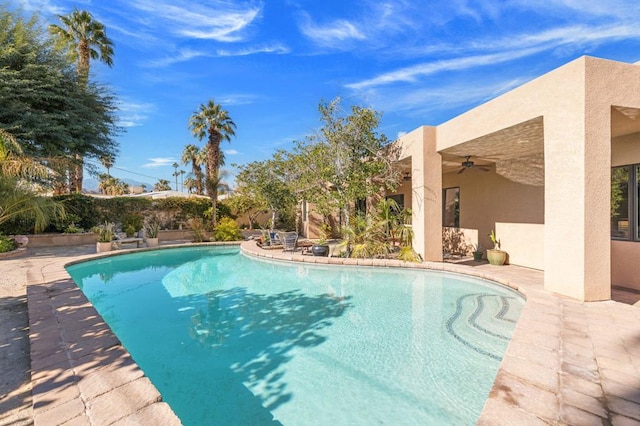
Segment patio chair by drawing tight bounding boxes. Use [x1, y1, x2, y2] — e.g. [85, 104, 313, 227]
[269, 231, 282, 246]
[282, 232, 298, 252]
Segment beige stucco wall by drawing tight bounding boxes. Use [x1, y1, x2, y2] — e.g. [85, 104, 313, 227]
[611, 241, 640, 291]
[432, 56, 640, 301]
[396, 126, 442, 261]
[496, 223, 545, 270]
[612, 132, 640, 166]
[441, 167, 544, 265]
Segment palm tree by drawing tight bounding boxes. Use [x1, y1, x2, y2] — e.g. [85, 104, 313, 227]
[181, 144, 206, 195]
[172, 162, 179, 191]
[154, 179, 171, 192]
[49, 8, 115, 193]
[100, 154, 114, 176]
[0, 129, 64, 232]
[188, 100, 236, 227]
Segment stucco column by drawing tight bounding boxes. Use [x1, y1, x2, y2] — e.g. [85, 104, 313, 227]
[544, 107, 611, 301]
[403, 127, 442, 261]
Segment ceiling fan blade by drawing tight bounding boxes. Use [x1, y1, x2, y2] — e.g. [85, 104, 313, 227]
[457, 167, 466, 174]
[475, 166, 490, 172]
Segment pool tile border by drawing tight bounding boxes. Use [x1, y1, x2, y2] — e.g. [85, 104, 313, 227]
[25, 241, 640, 425]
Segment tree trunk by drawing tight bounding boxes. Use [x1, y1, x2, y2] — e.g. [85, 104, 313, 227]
[206, 130, 222, 228]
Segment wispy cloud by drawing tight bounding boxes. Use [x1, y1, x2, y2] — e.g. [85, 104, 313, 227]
[118, 101, 156, 127]
[216, 44, 290, 56]
[217, 94, 261, 106]
[145, 48, 210, 68]
[16, 0, 67, 14]
[225, 149, 239, 155]
[347, 48, 543, 90]
[298, 13, 366, 48]
[128, 0, 262, 42]
[348, 20, 640, 91]
[142, 157, 179, 168]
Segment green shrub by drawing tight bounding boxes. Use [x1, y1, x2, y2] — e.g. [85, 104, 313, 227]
[123, 213, 143, 232]
[52, 194, 98, 230]
[213, 217, 243, 241]
[188, 218, 208, 242]
[0, 234, 17, 253]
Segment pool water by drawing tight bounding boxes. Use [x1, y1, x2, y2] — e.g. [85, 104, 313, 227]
[67, 246, 524, 425]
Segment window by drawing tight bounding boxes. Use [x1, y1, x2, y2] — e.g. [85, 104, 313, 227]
[443, 187, 460, 227]
[386, 194, 404, 210]
[611, 165, 640, 241]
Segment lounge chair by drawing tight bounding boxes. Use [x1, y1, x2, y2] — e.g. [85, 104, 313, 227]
[282, 232, 298, 252]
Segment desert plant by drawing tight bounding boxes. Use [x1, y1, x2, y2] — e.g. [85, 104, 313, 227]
[123, 213, 143, 233]
[95, 222, 114, 242]
[397, 246, 422, 263]
[338, 214, 389, 258]
[144, 221, 160, 238]
[489, 230, 500, 250]
[188, 217, 208, 242]
[213, 217, 242, 241]
[0, 234, 16, 253]
[124, 224, 136, 237]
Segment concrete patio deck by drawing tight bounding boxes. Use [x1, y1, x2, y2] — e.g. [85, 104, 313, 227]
[3, 241, 640, 425]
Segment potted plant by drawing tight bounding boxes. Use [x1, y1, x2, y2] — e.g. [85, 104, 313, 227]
[95, 222, 114, 253]
[471, 243, 483, 261]
[312, 225, 330, 257]
[486, 230, 507, 265]
[144, 221, 160, 248]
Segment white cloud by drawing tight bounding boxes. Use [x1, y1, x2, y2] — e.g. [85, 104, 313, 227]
[298, 13, 366, 48]
[15, 0, 66, 14]
[128, 0, 262, 42]
[142, 158, 179, 168]
[347, 47, 543, 90]
[145, 48, 210, 68]
[225, 149, 239, 155]
[347, 20, 640, 91]
[217, 94, 260, 106]
[216, 44, 290, 57]
[118, 101, 156, 127]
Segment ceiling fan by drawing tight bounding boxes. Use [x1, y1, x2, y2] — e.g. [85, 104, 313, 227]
[457, 155, 490, 174]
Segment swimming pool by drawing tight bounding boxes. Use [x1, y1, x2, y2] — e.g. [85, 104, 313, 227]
[67, 245, 524, 425]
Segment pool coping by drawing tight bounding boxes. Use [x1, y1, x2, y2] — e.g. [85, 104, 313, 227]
[25, 241, 640, 425]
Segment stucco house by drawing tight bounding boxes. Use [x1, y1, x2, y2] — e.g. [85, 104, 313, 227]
[386, 55, 640, 302]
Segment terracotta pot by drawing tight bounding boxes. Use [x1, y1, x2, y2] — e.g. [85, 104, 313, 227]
[96, 241, 112, 253]
[146, 237, 159, 248]
[486, 249, 507, 265]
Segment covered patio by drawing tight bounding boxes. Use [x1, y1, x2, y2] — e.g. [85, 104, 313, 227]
[392, 56, 640, 302]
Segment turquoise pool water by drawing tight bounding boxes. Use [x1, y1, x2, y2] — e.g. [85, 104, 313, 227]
[66, 246, 524, 425]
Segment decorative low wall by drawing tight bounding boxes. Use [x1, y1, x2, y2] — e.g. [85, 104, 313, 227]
[27, 233, 97, 247]
[25, 229, 197, 248]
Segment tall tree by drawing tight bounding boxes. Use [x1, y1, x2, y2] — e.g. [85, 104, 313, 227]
[49, 8, 115, 192]
[100, 153, 114, 176]
[0, 6, 119, 194]
[188, 100, 236, 228]
[181, 144, 206, 195]
[292, 97, 401, 235]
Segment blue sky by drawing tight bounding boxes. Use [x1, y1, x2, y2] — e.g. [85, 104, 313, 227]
[15, 0, 640, 189]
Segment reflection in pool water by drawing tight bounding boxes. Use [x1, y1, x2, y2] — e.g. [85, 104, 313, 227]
[67, 246, 524, 425]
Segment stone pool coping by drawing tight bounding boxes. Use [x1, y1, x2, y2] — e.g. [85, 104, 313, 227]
[26, 241, 640, 424]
